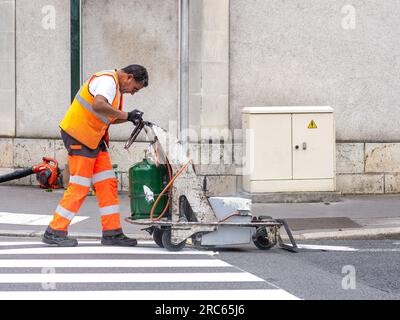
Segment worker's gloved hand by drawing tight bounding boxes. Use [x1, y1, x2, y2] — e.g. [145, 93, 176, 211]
[127, 109, 144, 125]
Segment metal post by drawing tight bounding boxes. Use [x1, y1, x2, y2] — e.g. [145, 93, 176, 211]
[70, 0, 81, 102]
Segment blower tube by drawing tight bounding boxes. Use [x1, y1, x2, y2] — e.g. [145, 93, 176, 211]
[0, 168, 34, 184]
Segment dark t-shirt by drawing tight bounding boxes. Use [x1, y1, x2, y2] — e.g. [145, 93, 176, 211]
[60, 129, 107, 158]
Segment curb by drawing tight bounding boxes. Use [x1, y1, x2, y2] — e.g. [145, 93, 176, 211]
[239, 191, 342, 203]
[282, 227, 400, 241]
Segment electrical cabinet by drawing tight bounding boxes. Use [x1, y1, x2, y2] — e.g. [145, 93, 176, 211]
[242, 107, 335, 193]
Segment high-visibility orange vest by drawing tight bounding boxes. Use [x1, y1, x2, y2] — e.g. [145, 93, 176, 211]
[60, 70, 124, 149]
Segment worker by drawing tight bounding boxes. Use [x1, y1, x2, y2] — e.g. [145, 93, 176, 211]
[42, 65, 149, 247]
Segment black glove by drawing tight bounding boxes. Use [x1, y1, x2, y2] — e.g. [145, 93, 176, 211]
[127, 109, 144, 125]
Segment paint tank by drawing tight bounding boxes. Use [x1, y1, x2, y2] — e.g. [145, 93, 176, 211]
[129, 158, 169, 220]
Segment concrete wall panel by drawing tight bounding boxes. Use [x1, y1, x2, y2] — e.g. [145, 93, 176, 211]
[0, 0, 15, 137]
[189, 0, 230, 137]
[230, 0, 400, 141]
[82, 0, 179, 140]
[0, 0, 14, 32]
[16, 0, 70, 138]
[0, 90, 15, 136]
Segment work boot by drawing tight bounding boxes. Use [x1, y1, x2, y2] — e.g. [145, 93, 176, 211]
[101, 233, 138, 247]
[42, 231, 78, 247]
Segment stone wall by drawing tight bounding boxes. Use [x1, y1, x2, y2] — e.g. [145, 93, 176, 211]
[0, 137, 242, 195]
[337, 143, 400, 194]
[5, 138, 400, 196]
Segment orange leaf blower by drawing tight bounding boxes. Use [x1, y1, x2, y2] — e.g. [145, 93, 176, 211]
[0, 157, 63, 189]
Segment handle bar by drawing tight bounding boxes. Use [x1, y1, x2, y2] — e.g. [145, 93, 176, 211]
[124, 120, 154, 150]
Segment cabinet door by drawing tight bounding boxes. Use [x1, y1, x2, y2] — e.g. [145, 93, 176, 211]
[246, 113, 292, 180]
[292, 113, 334, 179]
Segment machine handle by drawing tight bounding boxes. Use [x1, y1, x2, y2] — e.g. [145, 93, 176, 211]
[42, 157, 58, 167]
[124, 120, 155, 150]
[125, 121, 145, 150]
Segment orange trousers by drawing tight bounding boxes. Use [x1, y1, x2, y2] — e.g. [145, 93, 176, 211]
[47, 151, 121, 237]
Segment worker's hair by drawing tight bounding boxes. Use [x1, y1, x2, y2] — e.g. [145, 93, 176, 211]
[122, 64, 149, 87]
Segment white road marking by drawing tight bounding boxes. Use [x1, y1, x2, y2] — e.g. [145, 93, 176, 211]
[0, 289, 300, 300]
[0, 259, 230, 268]
[357, 248, 400, 252]
[296, 244, 359, 252]
[0, 212, 88, 226]
[0, 242, 299, 300]
[0, 246, 216, 255]
[0, 272, 264, 283]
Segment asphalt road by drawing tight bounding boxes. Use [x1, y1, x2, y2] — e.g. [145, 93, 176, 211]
[0, 186, 399, 300]
[0, 237, 398, 300]
[217, 240, 400, 300]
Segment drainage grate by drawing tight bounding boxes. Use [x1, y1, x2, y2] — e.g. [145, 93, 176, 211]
[284, 217, 362, 231]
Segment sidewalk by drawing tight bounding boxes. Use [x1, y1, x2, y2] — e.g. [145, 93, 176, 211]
[0, 186, 399, 240]
[252, 195, 400, 240]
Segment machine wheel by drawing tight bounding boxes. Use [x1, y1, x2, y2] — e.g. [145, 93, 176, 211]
[152, 228, 165, 248]
[252, 227, 275, 250]
[161, 229, 186, 252]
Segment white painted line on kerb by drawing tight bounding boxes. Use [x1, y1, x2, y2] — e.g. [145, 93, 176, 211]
[297, 244, 400, 252]
[0, 212, 88, 226]
[0, 272, 264, 283]
[357, 248, 400, 252]
[296, 244, 359, 252]
[0, 289, 300, 300]
[0, 246, 215, 255]
[0, 259, 230, 268]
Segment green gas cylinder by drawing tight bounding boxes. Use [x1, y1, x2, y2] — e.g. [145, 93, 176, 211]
[129, 158, 170, 220]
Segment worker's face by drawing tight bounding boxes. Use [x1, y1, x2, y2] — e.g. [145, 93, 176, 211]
[122, 74, 145, 95]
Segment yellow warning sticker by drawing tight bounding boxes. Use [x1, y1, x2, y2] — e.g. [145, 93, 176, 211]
[308, 120, 317, 129]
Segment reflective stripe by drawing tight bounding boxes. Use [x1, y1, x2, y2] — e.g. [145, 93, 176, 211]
[55, 205, 76, 221]
[69, 175, 92, 187]
[93, 170, 116, 184]
[99, 205, 120, 216]
[75, 94, 110, 125]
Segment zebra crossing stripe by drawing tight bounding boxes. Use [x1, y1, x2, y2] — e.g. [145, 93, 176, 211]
[0, 242, 300, 300]
[295, 244, 358, 252]
[0, 289, 300, 300]
[0, 272, 264, 283]
[0, 212, 88, 226]
[0, 259, 230, 268]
